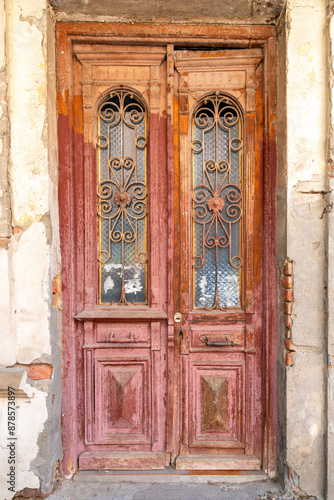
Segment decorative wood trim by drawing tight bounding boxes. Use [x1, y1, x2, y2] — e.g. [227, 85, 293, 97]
[262, 36, 278, 478]
[84, 347, 94, 444]
[57, 22, 278, 477]
[174, 50, 262, 71]
[57, 22, 276, 42]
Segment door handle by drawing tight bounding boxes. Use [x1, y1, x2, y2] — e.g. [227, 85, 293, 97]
[200, 335, 238, 347]
[109, 332, 138, 342]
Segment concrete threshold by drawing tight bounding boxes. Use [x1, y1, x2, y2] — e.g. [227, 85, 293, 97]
[75, 466, 270, 484]
[49, 471, 283, 500]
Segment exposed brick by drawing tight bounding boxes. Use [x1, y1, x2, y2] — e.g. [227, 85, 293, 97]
[283, 260, 293, 276]
[284, 337, 296, 366]
[12, 226, 22, 235]
[26, 364, 53, 380]
[285, 351, 294, 366]
[52, 273, 62, 309]
[283, 301, 292, 315]
[282, 288, 293, 302]
[0, 237, 10, 249]
[13, 488, 48, 499]
[52, 274, 61, 294]
[281, 275, 293, 289]
[284, 338, 294, 351]
[284, 314, 292, 327]
[329, 159, 334, 178]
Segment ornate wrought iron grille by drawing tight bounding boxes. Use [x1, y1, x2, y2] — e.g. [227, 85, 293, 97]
[192, 93, 243, 310]
[97, 90, 147, 305]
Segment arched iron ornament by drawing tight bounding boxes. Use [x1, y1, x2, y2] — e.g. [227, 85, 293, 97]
[192, 92, 243, 310]
[96, 89, 147, 305]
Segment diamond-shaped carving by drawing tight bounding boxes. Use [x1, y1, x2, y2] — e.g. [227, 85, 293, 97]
[108, 369, 136, 429]
[200, 375, 229, 433]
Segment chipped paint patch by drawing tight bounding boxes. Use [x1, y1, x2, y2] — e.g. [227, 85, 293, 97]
[38, 81, 46, 105]
[298, 42, 313, 62]
[104, 276, 114, 293]
[124, 275, 143, 295]
[306, 71, 315, 89]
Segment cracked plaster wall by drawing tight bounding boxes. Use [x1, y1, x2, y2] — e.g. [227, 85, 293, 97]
[278, 0, 328, 498]
[0, 0, 61, 498]
[327, 2, 334, 499]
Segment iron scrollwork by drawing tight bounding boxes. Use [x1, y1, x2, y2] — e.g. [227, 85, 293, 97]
[97, 89, 147, 305]
[192, 92, 243, 310]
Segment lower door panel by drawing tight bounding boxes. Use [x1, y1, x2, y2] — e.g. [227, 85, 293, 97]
[79, 321, 167, 470]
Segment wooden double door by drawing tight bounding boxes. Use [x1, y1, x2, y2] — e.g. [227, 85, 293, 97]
[63, 41, 266, 471]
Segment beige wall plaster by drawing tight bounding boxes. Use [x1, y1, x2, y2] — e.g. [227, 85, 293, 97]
[286, 0, 327, 346]
[0, 0, 11, 238]
[4, 0, 52, 365]
[7, 0, 49, 227]
[0, 387, 48, 494]
[0, 1, 55, 498]
[326, 3, 334, 499]
[286, 352, 326, 492]
[12, 221, 51, 364]
[0, 247, 15, 366]
[285, 0, 327, 497]
[46, 10, 60, 278]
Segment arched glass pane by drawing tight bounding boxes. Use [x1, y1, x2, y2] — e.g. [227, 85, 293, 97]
[192, 94, 243, 310]
[97, 90, 147, 305]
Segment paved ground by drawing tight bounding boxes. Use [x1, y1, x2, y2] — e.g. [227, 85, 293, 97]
[47, 476, 317, 500]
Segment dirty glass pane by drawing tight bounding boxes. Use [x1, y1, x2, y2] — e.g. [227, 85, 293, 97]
[192, 94, 242, 310]
[97, 90, 147, 305]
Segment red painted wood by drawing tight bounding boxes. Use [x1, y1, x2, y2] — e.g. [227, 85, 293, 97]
[262, 36, 279, 476]
[57, 25, 278, 475]
[59, 42, 169, 471]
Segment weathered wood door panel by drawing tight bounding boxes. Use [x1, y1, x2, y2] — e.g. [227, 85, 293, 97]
[72, 45, 169, 470]
[58, 33, 274, 473]
[172, 49, 264, 469]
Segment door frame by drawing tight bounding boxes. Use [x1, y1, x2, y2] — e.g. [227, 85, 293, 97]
[56, 22, 278, 477]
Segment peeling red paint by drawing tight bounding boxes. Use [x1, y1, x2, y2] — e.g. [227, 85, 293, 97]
[57, 23, 278, 476]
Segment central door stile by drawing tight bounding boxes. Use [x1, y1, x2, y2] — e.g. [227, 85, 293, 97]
[165, 44, 178, 463]
[148, 60, 166, 457]
[177, 63, 192, 460]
